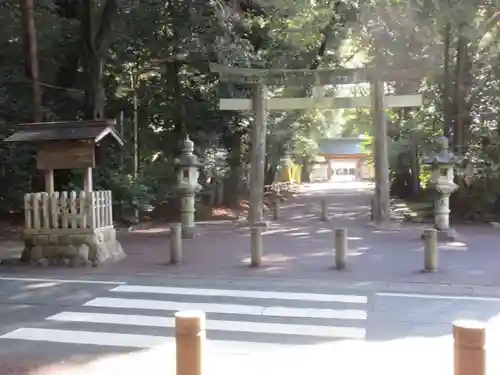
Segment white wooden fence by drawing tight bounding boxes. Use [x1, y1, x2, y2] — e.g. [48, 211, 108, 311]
[264, 181, 294, 195]
[24, 190, 113, 232]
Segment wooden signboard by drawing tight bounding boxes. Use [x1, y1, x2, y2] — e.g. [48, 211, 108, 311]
[37, 141, 95, 170]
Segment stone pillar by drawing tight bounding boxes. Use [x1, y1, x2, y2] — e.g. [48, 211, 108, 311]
[453, 320, 485, 375]
[334, 228, 347, 270]
[248, 83, 268, 226]
[423, 228, 437, 272]
[435, 194, 451, 231]
[180, 192, 196, 239]
[321, 199, 328, 222]
[250, 226, 263, 267]
[273, 199, 280, 220]
[170, 223, 182, 265]
[175, 310, 205, 375]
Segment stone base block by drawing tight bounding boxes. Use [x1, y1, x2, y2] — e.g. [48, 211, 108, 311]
[419, 228, 458, 242]
[365, 221, 401, 230]
[236, 220, 270, 228]
[181, 225, 196, 239]
[436, 228, 458, 242]
[21, 227, 126, 267]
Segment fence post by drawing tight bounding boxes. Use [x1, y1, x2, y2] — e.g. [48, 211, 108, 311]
[423, 228, 438, 272]
[334, 228, 347, 270]
[24, 194, 32, 230]
[453, 320, 485, 375]
[170, 224, 182, 265]
[321, 199, 328, 221]
[175, 310, 205, 375]
[250, 226, 262, 267]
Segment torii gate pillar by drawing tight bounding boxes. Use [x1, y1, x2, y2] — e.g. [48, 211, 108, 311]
[248, 83, 268, 227]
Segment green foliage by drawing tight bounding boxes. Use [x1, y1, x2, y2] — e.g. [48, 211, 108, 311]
[4, 0, 500, 223]
[0, 0, 358, 216]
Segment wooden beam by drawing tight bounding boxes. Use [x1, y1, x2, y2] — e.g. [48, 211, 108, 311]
[218, 95, 422, 111]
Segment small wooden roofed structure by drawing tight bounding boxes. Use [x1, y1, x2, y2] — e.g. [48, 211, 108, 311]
[4, 119, 124, 193]
[5, 119, 124, 146]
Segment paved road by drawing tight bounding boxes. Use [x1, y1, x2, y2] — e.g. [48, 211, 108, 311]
[0, 274, 500, 374]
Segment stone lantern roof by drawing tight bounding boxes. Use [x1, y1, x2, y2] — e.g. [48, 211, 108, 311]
[422, 136, 462, 166]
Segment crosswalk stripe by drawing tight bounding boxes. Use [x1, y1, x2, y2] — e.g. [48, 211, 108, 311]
[0, 328, 314, 352]
[84, 297, 367, 320]
[110, 285, 368, 304]
[47, 311, 366, 339]
[0, 328, 170, 348]
[0, 285, 369, 348]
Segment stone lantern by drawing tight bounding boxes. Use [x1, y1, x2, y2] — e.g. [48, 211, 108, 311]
[175, 136, 202, 239]
[422, 136, 461, 241]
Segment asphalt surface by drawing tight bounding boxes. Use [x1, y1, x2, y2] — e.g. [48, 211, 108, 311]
[0, 274, 499, 374]
[1, 181, 500, 373]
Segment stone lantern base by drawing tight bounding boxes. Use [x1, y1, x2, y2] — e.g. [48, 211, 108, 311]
[436, 228, 458, 242]
[182, 226, 196, 239]
[420, 228, 458, 242]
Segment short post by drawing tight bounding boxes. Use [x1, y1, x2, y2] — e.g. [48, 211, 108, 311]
[453, 320, 485, 375]
[170, 224, 182, 265]
[423, 228, 438, 272]
[273, 198, 280, 220]
[370, 196, 376, 221]
[334, 228, 347, 270]
[250, 226, 262, 267]
[175, 310, 206, 375]
[321, 199, 329, 221]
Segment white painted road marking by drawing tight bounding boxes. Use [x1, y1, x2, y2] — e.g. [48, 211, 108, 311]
[47, 311, 366, 339]
[0, 285, 368, 348]
[84, 297, 367, 320]
[111, 285, 368, 304]
[377, 292, 500, 302]
[0, 328, 302, 353]
[0, 276, 126, 285]
[1, 328, 170, 348]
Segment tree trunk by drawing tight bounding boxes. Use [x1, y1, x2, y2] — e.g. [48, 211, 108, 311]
[80, 0, 118, 120]
[442, 22, 451, 139]
[453, 26, 471, 153]
[224, 120, 244, 207]
[301, 156, 311, 183]
[166, 0, 185, 139]
[20, 0, 42, 122]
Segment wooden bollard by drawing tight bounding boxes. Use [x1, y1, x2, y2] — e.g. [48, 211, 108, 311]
[453, 320, 485, 375]
[320, 199, 329, 221]
[423, 228, 438, 272]
[175, 310, 205, 375]
[250, 226, 262, 267]
[334, 228, 347, 270]
[170, 223, 182, 265]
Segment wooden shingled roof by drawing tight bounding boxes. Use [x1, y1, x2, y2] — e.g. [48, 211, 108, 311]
[4, 120, 124, 146]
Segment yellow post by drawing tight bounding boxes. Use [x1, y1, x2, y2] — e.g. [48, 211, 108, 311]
[175, 310, 206, 375]
[453, 320, 485, 375]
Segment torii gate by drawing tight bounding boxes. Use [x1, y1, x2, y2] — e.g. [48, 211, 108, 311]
[210, 63, 422, 266]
